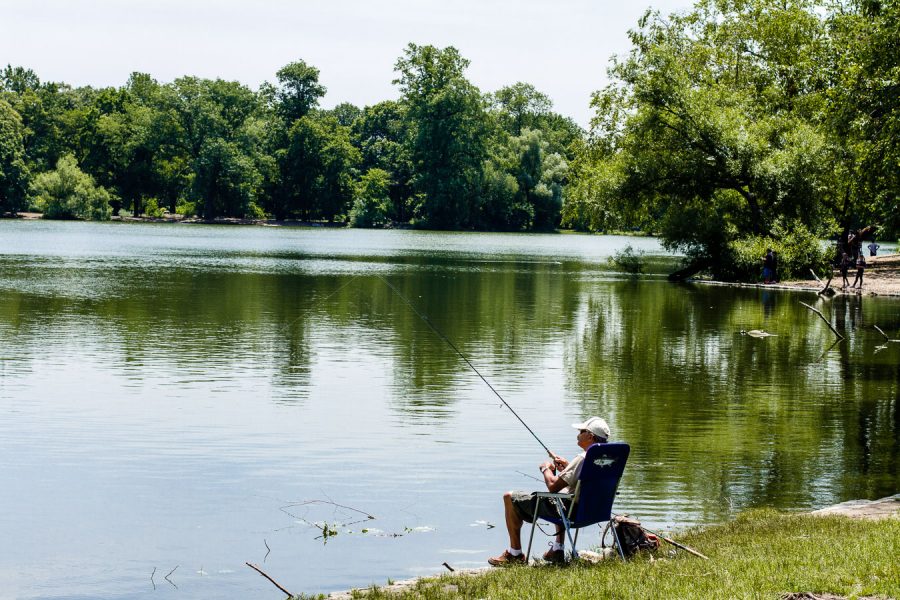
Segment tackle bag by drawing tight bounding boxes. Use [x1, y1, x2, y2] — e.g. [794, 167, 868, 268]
[609, 515, 660, 557]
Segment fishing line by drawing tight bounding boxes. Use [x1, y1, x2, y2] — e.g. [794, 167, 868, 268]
[377, 275, 554, 458]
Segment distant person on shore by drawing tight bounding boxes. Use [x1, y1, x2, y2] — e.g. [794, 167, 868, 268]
[840, 252, 852, 288]
[847, 230, 858, 259]
[771, 251, 779, 283]
[762, 248, 775, 284]
[488, 417, 611, 566]
[852, 253, 866, 289]
[868, 240, 880, 257]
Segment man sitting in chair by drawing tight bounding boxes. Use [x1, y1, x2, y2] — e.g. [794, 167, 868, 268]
[488, 416, 611, 566]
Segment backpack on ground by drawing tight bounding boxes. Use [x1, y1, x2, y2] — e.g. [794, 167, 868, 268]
[605, 515, 660, 557]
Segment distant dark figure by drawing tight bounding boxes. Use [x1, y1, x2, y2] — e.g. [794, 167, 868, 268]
[762, 248, 775, 284]
[840, 252, 852, 288]
[771, 251, 779, 283]
[852, 254, 866, 289]
[847, 230, 858, 259]
[868, 240, 880, 257]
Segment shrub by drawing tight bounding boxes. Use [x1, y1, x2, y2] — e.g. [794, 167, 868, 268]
[723, 220, 830, 282]
[31, 155, 112, 220]
[143, 198, 166, 218]
[608, 244, 645, 275]
[350, 168, 391, 228]
[176, 200, 197, 217]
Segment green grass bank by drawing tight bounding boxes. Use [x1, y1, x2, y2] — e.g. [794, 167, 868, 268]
[309, 510, 899, 600]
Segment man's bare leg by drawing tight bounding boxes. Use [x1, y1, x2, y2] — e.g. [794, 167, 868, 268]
[503, 491, 524, 550]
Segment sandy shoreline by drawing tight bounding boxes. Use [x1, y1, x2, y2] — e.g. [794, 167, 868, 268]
[691, 253, 900, 297]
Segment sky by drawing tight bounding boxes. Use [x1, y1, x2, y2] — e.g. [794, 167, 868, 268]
[0, 0, 694, 128]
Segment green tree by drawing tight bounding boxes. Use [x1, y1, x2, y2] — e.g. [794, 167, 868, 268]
[349, 167, 391, 227]
[394, 44, 489, 229]
[31, 154, 112, 220]
[575, 0, 835, 279]
[825, 0, 900, 238]
[274, 60, 326, 123]
[351, 100, 414, 222]
[275, 113, 359, 221]
[193, 138, 261, 219]
[0, 99, 30, 214]
[490, 82, 552, 136]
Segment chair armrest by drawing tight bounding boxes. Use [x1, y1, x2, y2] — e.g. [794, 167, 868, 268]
[534, 492, 574, 500]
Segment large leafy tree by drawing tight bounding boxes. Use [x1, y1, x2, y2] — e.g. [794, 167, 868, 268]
[0, 99, 30, 214]
[394, 44, 489, 229]
[351, 100, 414, 222]
[275, 113, 359, 221]
[824, 0, 900, 238]
[572, 0, 840, 278]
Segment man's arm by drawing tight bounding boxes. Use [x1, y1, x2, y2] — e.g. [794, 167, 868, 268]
[539, 461, 569, 493]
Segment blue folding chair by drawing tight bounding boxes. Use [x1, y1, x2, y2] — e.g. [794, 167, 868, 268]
[525, 442, 630, 562]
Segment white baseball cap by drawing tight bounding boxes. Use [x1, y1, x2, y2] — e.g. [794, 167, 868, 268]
[572, 416, 610, 441]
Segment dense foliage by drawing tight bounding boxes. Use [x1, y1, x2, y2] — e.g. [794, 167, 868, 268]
[1, 0, 896, 279]
[0, 48, 580, 232]
[566, 0, 899, 278]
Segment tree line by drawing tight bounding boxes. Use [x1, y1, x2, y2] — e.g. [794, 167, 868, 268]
[0, 44, 580, 231]
[1, 0, 897, 280]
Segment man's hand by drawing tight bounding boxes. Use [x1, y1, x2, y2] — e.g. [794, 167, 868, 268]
[550, 453, 568, 470]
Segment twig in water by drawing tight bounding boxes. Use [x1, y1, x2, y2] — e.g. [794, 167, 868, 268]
[874, 325, 900, 342]
[264, 538, 271, 561]
[164, 565, 178, 588]
[246, 562, 293, 598]
[799, 301, 844, 340]
[442, 562, 455, 572]
[150, 567, 156, 590]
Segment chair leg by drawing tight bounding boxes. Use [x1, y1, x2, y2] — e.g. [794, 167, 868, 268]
[610, 520, 626, 560]
[525, 497, 542, 563]
[553, 498, 578, 559]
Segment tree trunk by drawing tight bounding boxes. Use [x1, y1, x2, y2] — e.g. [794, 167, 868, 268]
[667, 258, 712, 281]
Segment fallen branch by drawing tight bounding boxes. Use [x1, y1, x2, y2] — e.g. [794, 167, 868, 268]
[811, 270, 834, 297]
[874, 325, 900, 342]
[800, 302, 844, 340]
[246, 562, 293, 598]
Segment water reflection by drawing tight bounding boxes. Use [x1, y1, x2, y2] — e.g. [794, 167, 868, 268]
[0, 222, 897, 598]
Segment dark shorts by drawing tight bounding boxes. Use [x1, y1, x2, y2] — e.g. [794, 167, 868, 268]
[510, 491, 572, 523]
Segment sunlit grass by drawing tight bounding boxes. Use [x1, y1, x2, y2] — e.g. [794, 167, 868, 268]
[314, 511, 899, 600]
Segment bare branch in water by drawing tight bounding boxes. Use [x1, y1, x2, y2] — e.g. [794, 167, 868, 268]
[150, 567, 156, 590]
[800, 301, 844, 340]
[264, 538, 271, 561]
[164, 565, 178, 589]
[246, 562, 293, 598]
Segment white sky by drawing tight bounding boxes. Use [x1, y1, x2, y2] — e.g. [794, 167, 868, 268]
[0, 0, 693, 128]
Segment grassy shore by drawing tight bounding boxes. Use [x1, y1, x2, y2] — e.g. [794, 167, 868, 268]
[312, 510, 899, 600]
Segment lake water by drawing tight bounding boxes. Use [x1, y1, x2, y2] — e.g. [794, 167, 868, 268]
[1, 221, 897, 599]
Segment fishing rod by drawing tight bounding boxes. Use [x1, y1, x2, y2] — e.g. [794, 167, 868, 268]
[378, 275, 555, 458]
[610, 513, 709, 560]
